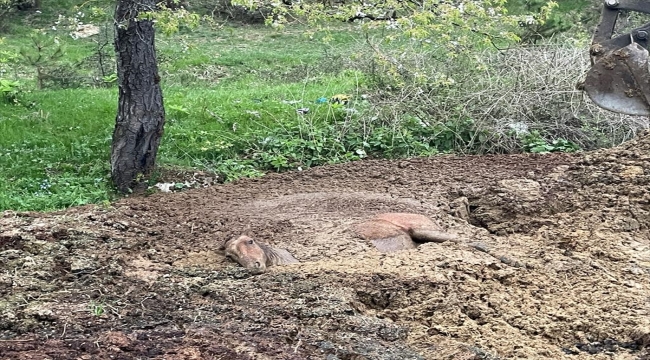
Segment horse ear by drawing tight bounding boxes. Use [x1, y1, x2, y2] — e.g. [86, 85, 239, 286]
[221, 235, 247, 251]
[219, 238, 233, 251]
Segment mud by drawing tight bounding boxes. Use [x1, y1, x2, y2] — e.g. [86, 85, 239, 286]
[1, 131, 650, 359]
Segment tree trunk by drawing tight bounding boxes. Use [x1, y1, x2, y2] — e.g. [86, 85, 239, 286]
[112, 0, 165, 193]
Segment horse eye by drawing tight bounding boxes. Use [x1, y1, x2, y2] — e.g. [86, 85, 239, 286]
[248, 239, 254, 245]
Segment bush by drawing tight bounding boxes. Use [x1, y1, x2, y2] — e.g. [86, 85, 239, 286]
[342, 37, 649, 153]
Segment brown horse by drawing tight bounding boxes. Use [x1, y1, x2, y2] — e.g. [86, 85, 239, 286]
[223, 213, 456, 273]
[353, 213, 457, 252]
[222, 235, 298, 274]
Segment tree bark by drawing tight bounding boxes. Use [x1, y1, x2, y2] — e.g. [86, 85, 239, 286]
[112, 0, 165, 193]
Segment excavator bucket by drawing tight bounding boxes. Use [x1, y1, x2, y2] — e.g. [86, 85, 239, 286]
[584, 42, 650, 116]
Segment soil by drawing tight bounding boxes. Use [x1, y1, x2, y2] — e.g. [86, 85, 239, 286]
[2, 131, 650, 360]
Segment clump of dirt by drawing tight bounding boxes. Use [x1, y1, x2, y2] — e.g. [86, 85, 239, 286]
[1, 133, 649, 359]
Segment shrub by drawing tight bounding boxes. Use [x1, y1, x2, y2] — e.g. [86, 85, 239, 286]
[0, 78, 21, 103]
[342, 38, 648, 153]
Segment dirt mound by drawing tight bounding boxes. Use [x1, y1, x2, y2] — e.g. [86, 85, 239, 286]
[1, 136, 649, 359]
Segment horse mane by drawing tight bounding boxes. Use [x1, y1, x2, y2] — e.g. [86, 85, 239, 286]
[258, 242, 298, 266]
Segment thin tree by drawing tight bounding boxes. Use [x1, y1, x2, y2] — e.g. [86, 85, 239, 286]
[112, 0, 165, 193]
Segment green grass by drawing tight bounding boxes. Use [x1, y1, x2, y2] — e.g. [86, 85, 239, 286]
[159, 70, 365, 165]
[0, 3, 598, 212]
[0, 24, 369, 211]
[0, 89, 115, 210]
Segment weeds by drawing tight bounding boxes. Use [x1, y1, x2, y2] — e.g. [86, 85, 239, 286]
[520, 131, 580, 154]
[89, 302, 104, 316]
[347, 38, 649, 154]
[0, 78, 20, 103]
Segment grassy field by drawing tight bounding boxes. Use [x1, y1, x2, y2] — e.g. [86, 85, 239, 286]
[0, 24, 379, 211]
[0, 1, 639, 212]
